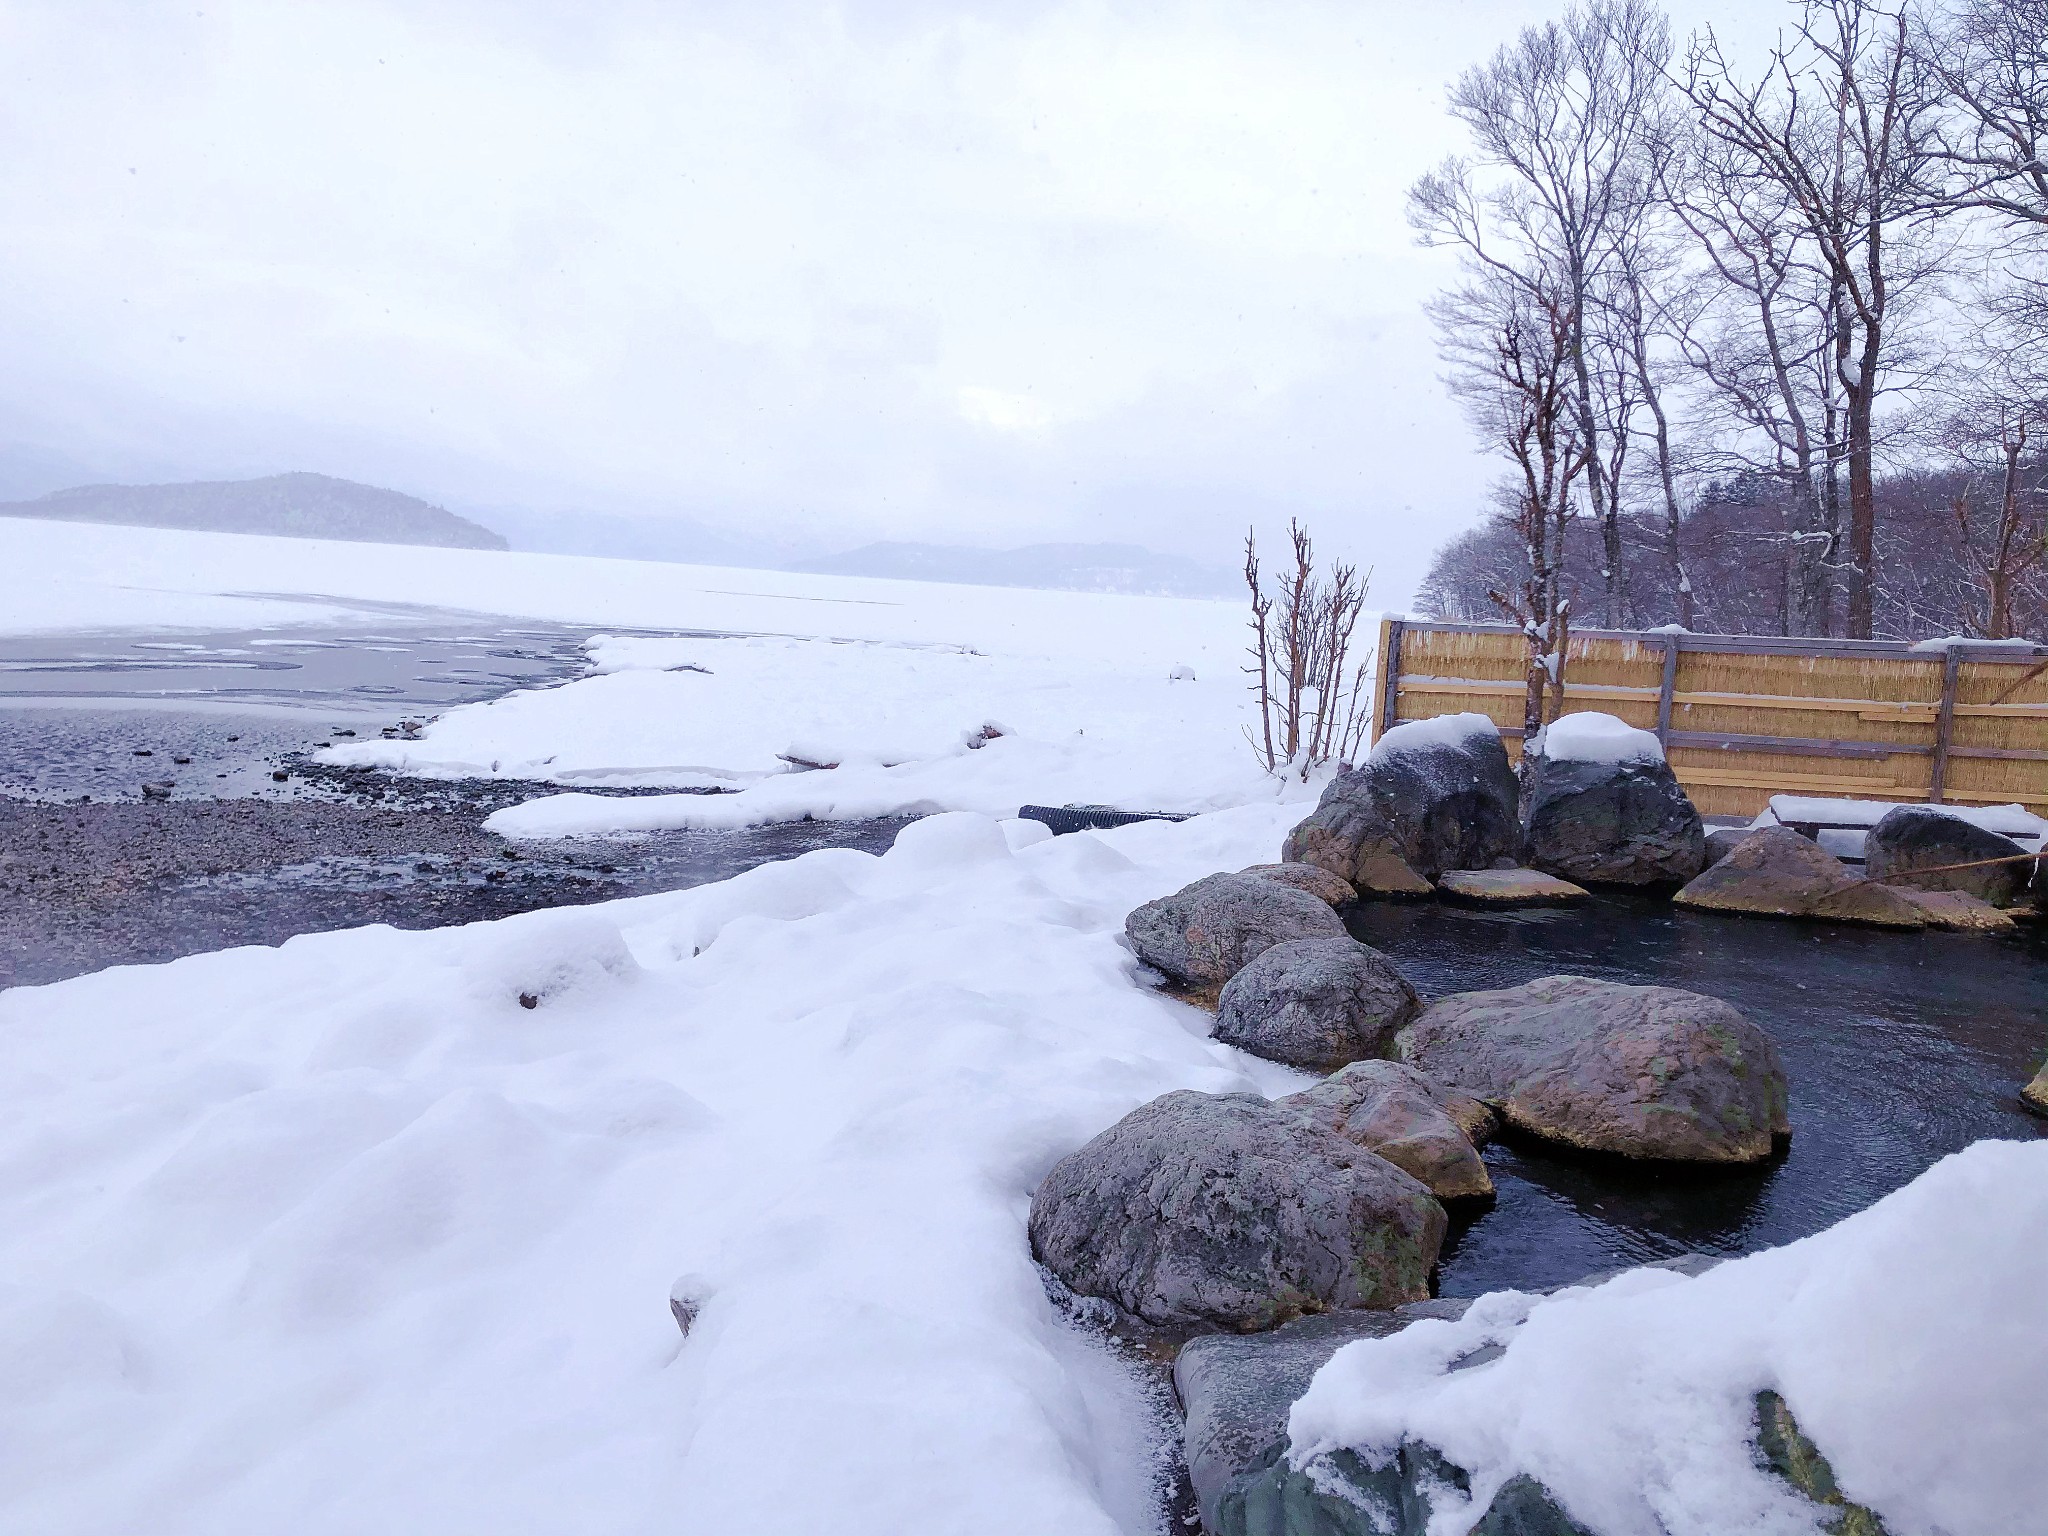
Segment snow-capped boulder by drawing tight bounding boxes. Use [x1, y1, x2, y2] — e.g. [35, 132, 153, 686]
[1278, 1060, 1495, 1200]
[1393, 975, 1789, 1164]
[1213, 938, 1420, 1073]
[1520, 713, 1706, 886]
[1176, 1255, 1723, 1536]
[1173, 1300, 1474, 1536]
[1365, 714, 1523, 879]
[1124, 873, 1346, 991]
[1673, 826, 1927, 927]
[1236, 861, 1359, 908]
[1028, 1090, 1446, 1333]
[1281, 714, 1521, 892]
[1864, 805, 2032, 907]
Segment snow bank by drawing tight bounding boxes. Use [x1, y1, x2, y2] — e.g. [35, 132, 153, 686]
[1369, 712, 1500, 761]
[0, 805, 1317, 1535]
[1529, 710, 1664, 765]
[318, 632, 1309, 828]
[1289, 1139, 2047, 1536]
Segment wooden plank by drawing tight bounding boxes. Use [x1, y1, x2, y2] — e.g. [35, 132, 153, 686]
[1397, 676, 1661, 701]
[1948, 745, 2048, 762]
[1656, 636, 1678, 744]
[1663, 731, 1926, 760]
[1675, 766, 1903, 793]
[1374, 617, 1403, 743]
[1930, 647, 1961, 804]
[1672, 690, 1941, 720]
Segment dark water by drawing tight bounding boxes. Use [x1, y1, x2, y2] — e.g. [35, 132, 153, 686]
[0, 615, 909, 989]
[0, 615, 612, 800]
[1345, 894, 2048, 1296]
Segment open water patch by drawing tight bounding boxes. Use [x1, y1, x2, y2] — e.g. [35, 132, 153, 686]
[1344, 892, 2048, 1296]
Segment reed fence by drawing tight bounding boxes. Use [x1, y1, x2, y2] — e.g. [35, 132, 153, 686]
[1369, 619, 2048, 818]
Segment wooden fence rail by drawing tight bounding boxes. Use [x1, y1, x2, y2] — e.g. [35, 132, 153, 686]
[1369, 619, 2048, 818]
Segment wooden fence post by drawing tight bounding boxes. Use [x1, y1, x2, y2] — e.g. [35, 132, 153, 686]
[1656, 635, 1680, 746]
[1375, 617, 1405, 743]
[1930, 648, 1961, 804]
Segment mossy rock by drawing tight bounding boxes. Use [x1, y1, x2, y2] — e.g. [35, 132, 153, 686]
[1754, 1390, 1889, 1535]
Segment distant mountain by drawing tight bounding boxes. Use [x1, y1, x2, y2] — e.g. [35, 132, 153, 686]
[480, 505, 788, 569]
[792, 540, 1240, 597]
[0, 472, 509, 551]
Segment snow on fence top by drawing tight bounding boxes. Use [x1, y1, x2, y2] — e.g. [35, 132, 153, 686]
[1368, 711, 1499, 762]
[1529, 710, 1665, 766]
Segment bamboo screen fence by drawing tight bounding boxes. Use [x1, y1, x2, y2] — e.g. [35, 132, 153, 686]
[1369, 619, 2048, 818]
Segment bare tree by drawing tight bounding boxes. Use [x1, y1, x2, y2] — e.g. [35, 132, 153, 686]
[1243, 524, 1373, 777]
[1683, 1, 1943, 637]
[1917, 0, 2048, 226]
[1418, 259, 1586, 734]
[1660, 113, 1852, 635]
[1422, 0, 1675, 629]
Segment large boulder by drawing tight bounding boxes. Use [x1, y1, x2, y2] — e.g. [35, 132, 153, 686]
[1673, 826, 1928, 928]
[1888, 887, 2016, 931]
[1520, 716, 1706, 885]
[1864, 805, 2032, 907]
[1028, 1090, 1446, 1333]
[1365, 715, 1523, 879]
[1281, 794, 1434, 896]
[1393, 975, 1789, 1164]
[1125, 873, 1346, 990]
[1282, 714, 1521, 891]
[1279, 1060, 1495, 1199]
[1213, 938, 1420, 1073]
[1237, 862, 1359, 908]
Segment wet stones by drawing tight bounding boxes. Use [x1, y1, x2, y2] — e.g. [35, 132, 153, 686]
[1520, 750, 1706, 886]
[1214, 938, 1419, 1073]
[1028, 1089, 1446, 1333]
[1279, 1060, 1495, 1199]
[1125, 872, 1347, 990]
[1438, 868, 1588, 904]
[1673, 827, 1927, 928]
[1864, 806, 2032, 907]
[1394, 974, 1790, 1164]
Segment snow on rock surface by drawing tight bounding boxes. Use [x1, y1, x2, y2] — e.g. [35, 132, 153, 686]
[1757, 795, 2046, 844]
[1288, 1138, 2048, 1536]
[1366, 712, 1500, 761]
[0, 806, 1326, 1535]
[1529, 710, 1664, 765]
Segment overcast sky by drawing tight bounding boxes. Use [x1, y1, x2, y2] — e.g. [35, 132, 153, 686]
[0, 0, 1788, 603]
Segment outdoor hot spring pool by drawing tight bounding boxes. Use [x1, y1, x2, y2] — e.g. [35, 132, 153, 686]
[1343, 892, 2048, 1297]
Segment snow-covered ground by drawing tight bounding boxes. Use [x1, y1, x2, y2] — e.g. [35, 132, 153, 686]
[6, 516, 1313, 826]
[0, 806, 1315, 1535]
[1292, 1138, 2046, 1536]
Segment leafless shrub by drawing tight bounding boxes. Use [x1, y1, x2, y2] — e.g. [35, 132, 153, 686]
[1243, 522, 1373, 778]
